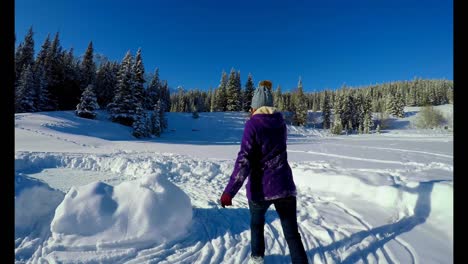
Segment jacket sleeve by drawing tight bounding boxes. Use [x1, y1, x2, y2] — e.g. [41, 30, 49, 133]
[223, 120, 256, 198]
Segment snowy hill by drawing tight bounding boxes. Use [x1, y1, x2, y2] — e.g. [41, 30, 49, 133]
[15, 106, 453, 263]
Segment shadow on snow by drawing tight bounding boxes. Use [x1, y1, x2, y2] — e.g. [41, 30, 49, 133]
[267, 180, 444, 263]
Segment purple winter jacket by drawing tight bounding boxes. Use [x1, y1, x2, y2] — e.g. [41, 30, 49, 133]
[223, 110, 297, 201]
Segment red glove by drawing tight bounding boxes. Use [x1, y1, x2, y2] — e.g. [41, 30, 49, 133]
[220, 193, 232, 208]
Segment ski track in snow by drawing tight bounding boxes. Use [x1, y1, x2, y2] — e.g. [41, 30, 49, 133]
[14, 149, 452, 264]
[322, 143, 453, 159]
[15, 124, 96, 148]
[287, 149, 452, 172]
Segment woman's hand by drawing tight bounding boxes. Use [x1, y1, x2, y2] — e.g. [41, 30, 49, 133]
[220, 193, 232, 208]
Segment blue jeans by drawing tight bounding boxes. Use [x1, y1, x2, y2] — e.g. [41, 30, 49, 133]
[248, 196, 308, 263]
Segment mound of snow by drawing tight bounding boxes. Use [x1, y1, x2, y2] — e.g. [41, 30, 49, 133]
[15, 174, 64, 237]
[48, 173, 192, 251]
[293, 164, 453, 238]
[15, 174, 65, 262]
[427, 182, 453, 238]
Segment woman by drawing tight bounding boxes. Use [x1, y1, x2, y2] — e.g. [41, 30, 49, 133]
[220, 80, 308, 264]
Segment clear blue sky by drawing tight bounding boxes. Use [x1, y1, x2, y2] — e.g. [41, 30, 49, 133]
[15, 0, 452, 92]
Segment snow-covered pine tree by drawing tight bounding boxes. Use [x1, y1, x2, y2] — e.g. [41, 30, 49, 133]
[395, 92, 405, 118]
[34, 64, 56, 111]
[376, 124, 381, 133]
[321, 91, 331, 129]
[343, 94, 356, 130]
[274, 85, 283, 110]
[428, 87, 437, 105]
[386, 92, 405, 118]
[210, 87, 216, 112]
[46, 33, 65, 109]
[334, 91, 345, 127]
[315, 94, 320, 111]
[214, 71, 228, 111]
[385, 93, 396, 116]
[32, 35, 52, 111]
[331, 111, 343, 135]
[205, 88, 211, 112]
[158, 98, 168, 130]
[419, 83, 428, 106]
[284, 93, 294, 112]
[132, 107, 150, 138]
[95, 61, 118, 109]
[34, 34, 50, 75]
[15, 65, 36, 113]
[60, 48, 82, 110]
[363, 115, 371, 134]
[15, 43, 23, 86]
[397, 84, 406, 107]
[362, 93, 374, 134]
[330, 90, 335, 107]
[293, 77, 308, 126]
[79, 41, 96, 91]
[447, 85, 453, 104]
[170, 93, 178, 112]
[192, 103, 199, 119]
[76, 84, 99, 119]
[134, 48, 146, 105]
[347, 120, 353, 134]
[176, 86, 186, 112]
[150, 101, 162, 137]
[145, 68, 160, 110]
[108, 51, 139, 126]
[358, 124, 363, 134]
[436, 82, 448, 105]
[354, 93, 364, 129]
[159, 80, 171, 113]
[236, 70, 242, 111]
[226, 68, 241, 111]
[203, 90, 210, 111]
[407, 81, 417, 106]
[243, 73, 255, 112]
[15, 26, 35, 84]
[372, 99, 383, 113]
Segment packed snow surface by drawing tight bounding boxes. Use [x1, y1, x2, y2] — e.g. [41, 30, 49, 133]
[15, 105, 453, 263]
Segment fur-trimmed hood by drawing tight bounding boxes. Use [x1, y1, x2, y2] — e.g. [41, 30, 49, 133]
[252, 106, 278, 115]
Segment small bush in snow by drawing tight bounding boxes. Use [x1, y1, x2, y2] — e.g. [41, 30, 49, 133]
[192, 108, 199, 119]
[415, 105, 446, 129]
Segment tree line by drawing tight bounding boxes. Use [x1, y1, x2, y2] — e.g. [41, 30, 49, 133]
[168, 68, 452, 132]
[15, 27, 171, 138]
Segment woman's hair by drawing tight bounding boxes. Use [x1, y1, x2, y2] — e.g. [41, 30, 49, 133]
[249, 107, 254, 118]
[259, 80, 272, 89]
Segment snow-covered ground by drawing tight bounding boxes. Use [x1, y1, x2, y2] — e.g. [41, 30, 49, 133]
[15, 105, 453, 263]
